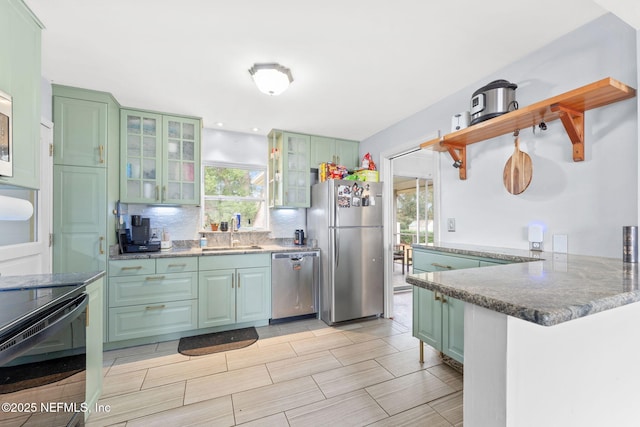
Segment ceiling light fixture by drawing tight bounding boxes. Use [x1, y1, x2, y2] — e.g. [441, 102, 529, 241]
[248, 63, 293, 96]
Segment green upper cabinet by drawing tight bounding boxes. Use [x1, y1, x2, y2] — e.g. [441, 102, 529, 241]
[268, 130, 310, 208]
[53, 96, 108, 167]
[0, 0, 43, 189]
[309, 136, 359, 170]
[120, 109, 201, 205]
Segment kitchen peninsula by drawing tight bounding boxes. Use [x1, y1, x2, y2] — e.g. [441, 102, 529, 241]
[407, 244, 640, 427]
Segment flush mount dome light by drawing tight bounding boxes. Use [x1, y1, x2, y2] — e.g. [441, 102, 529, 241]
[249, 63, 293, 96]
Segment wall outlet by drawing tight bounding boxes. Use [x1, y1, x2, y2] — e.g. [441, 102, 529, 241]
[447, 218, 456, 232]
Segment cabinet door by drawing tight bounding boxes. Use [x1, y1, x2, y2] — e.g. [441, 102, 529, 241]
[412, 287, 442, 350]
[309, 135, 335, 168]
[53, 97, 108, 167]
[53, 165, 106, 273]
[85, 278, 104, 414]
[162, 116, 200, 204]
[198, 269, 236, 328]
[0, 1, 41, 189]
[334, 139, 359, 169]
[442, 296, 465, 364]
[236, 267, 270, 323]
[268, 131, 284, 207]
[120, 109, 163, 203]
[282, 132, 310, 207]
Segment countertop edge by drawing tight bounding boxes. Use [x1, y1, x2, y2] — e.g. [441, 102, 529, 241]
[109, 246, 319, 260]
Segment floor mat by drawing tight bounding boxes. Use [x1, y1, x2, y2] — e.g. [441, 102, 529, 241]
[178, 327, 258, 356]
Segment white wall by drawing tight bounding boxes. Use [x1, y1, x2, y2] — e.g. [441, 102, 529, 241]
[361, 14, 638, 258]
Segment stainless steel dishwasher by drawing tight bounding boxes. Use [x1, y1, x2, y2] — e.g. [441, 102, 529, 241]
[271, 251, 319, 322]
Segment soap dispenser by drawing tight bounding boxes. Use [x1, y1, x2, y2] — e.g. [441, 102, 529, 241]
[200, 233, 207, 248]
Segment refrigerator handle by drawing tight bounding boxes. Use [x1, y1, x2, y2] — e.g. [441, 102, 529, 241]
[335, 228, 339, 268]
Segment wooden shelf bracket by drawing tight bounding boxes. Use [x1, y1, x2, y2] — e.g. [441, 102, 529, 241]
[550, 103, 584, 161]
[444, 144, 467, 180]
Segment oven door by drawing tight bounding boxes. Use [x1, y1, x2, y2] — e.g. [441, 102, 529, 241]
[0, 293, 88, 426]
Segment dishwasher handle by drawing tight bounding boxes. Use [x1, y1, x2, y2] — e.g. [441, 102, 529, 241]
[272, 251, 319, 260]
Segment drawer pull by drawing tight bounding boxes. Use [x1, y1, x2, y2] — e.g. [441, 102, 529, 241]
[431, 262, 454, 270]
[145, 275, 166, 281]
[168, 263, 187, 268]
[121, 266, 143, 271]
[145, 304, 166, 310]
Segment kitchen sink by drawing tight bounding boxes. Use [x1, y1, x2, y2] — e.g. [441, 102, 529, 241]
[202, 245, 262, 251]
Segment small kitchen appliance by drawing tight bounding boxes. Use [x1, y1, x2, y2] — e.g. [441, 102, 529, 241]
[470, 79, 518, 125]
[118, 215, 160, 253]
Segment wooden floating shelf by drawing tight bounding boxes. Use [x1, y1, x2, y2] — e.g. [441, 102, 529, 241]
[421, 77, 636, 180]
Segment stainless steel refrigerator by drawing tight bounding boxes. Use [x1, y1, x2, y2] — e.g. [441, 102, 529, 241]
[307, 180, 384, 325]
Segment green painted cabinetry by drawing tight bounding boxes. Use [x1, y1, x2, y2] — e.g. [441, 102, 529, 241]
[120, 109, 201, 205]
[0, 0, 42, 189]
[412, 247, 513, 364]
[268, 130, 310, 208]
[107, 258, 198, 342]
[199, 254, 271, 328]
[85, 277, 104, 420]
[51, 86, 120, 275]
[310, 136, 359, 169]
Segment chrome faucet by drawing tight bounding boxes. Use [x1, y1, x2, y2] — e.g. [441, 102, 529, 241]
[229, 217, 239, 247]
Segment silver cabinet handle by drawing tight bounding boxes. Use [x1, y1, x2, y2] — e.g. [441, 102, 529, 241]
[431, 262, 453, 270]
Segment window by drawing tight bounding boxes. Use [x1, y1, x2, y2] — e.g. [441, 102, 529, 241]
[202, 162, 267, 229]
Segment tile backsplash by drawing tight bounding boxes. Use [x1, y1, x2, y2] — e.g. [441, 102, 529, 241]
[121, 204, 307, 241]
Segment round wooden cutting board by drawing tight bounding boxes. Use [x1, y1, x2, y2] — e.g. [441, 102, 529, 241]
[503, 136, 532, 195]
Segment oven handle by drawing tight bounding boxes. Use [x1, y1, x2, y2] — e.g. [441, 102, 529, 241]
[0, 293, 88, 366]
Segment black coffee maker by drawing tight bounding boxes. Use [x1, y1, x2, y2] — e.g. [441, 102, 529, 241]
[119, 215, 161, 253]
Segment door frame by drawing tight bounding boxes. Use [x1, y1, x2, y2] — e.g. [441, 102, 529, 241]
[379, 131, 440, 320]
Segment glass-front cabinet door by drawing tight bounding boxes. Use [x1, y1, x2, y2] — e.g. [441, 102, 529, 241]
[121, 109, 201, 205]
[121, 110, 162, 203]
[283, 133, 310, 207]
[162, 116, 200, 204]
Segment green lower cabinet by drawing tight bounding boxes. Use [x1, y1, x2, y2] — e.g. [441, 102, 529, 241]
[413, 286, 464, 364]
[198, 266, 270, 328]
[109, 300, 198, 341]
[85, 278, 104, 420]
[198, 269, 236, 328]
[441, 293, 465, 363]
[237, 267, 271, 323]
[107, 258, 198, 342]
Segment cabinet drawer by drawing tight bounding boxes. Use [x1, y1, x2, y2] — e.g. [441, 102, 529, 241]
[156, 257, 198, 273]
[109, 259, 156, 276]
[109, 272, 198, 307]
[108, 300, 198, 342]
[199, 254, 270, 271]
[413, 251, 480, 272]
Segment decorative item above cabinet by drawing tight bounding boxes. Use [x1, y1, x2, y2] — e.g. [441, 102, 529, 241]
[421, 77, 636, 180]
[120, 109, 202, 205]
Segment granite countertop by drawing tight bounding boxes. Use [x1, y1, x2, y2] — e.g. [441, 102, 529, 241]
[0, 271, 106, 338]
[407, 244, 640, 326]
[109, 244, 319, 260]
[0, 271, 105, 291]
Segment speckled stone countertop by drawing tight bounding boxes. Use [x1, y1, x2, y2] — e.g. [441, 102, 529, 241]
[0, 271, 105, 291]
[110, 244, 319, 260]
[407, 244, 640, 326]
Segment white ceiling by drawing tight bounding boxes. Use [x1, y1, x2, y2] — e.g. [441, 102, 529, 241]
[25, 0, 608, 141]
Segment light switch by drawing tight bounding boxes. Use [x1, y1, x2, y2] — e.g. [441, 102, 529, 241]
[553, 234, 568, 253]
[447, 218, 455, 232]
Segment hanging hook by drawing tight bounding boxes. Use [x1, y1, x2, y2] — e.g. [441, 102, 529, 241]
[513, 129, 520, 137]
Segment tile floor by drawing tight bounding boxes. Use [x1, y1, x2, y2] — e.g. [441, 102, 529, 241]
[87, 291, 463, 427]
